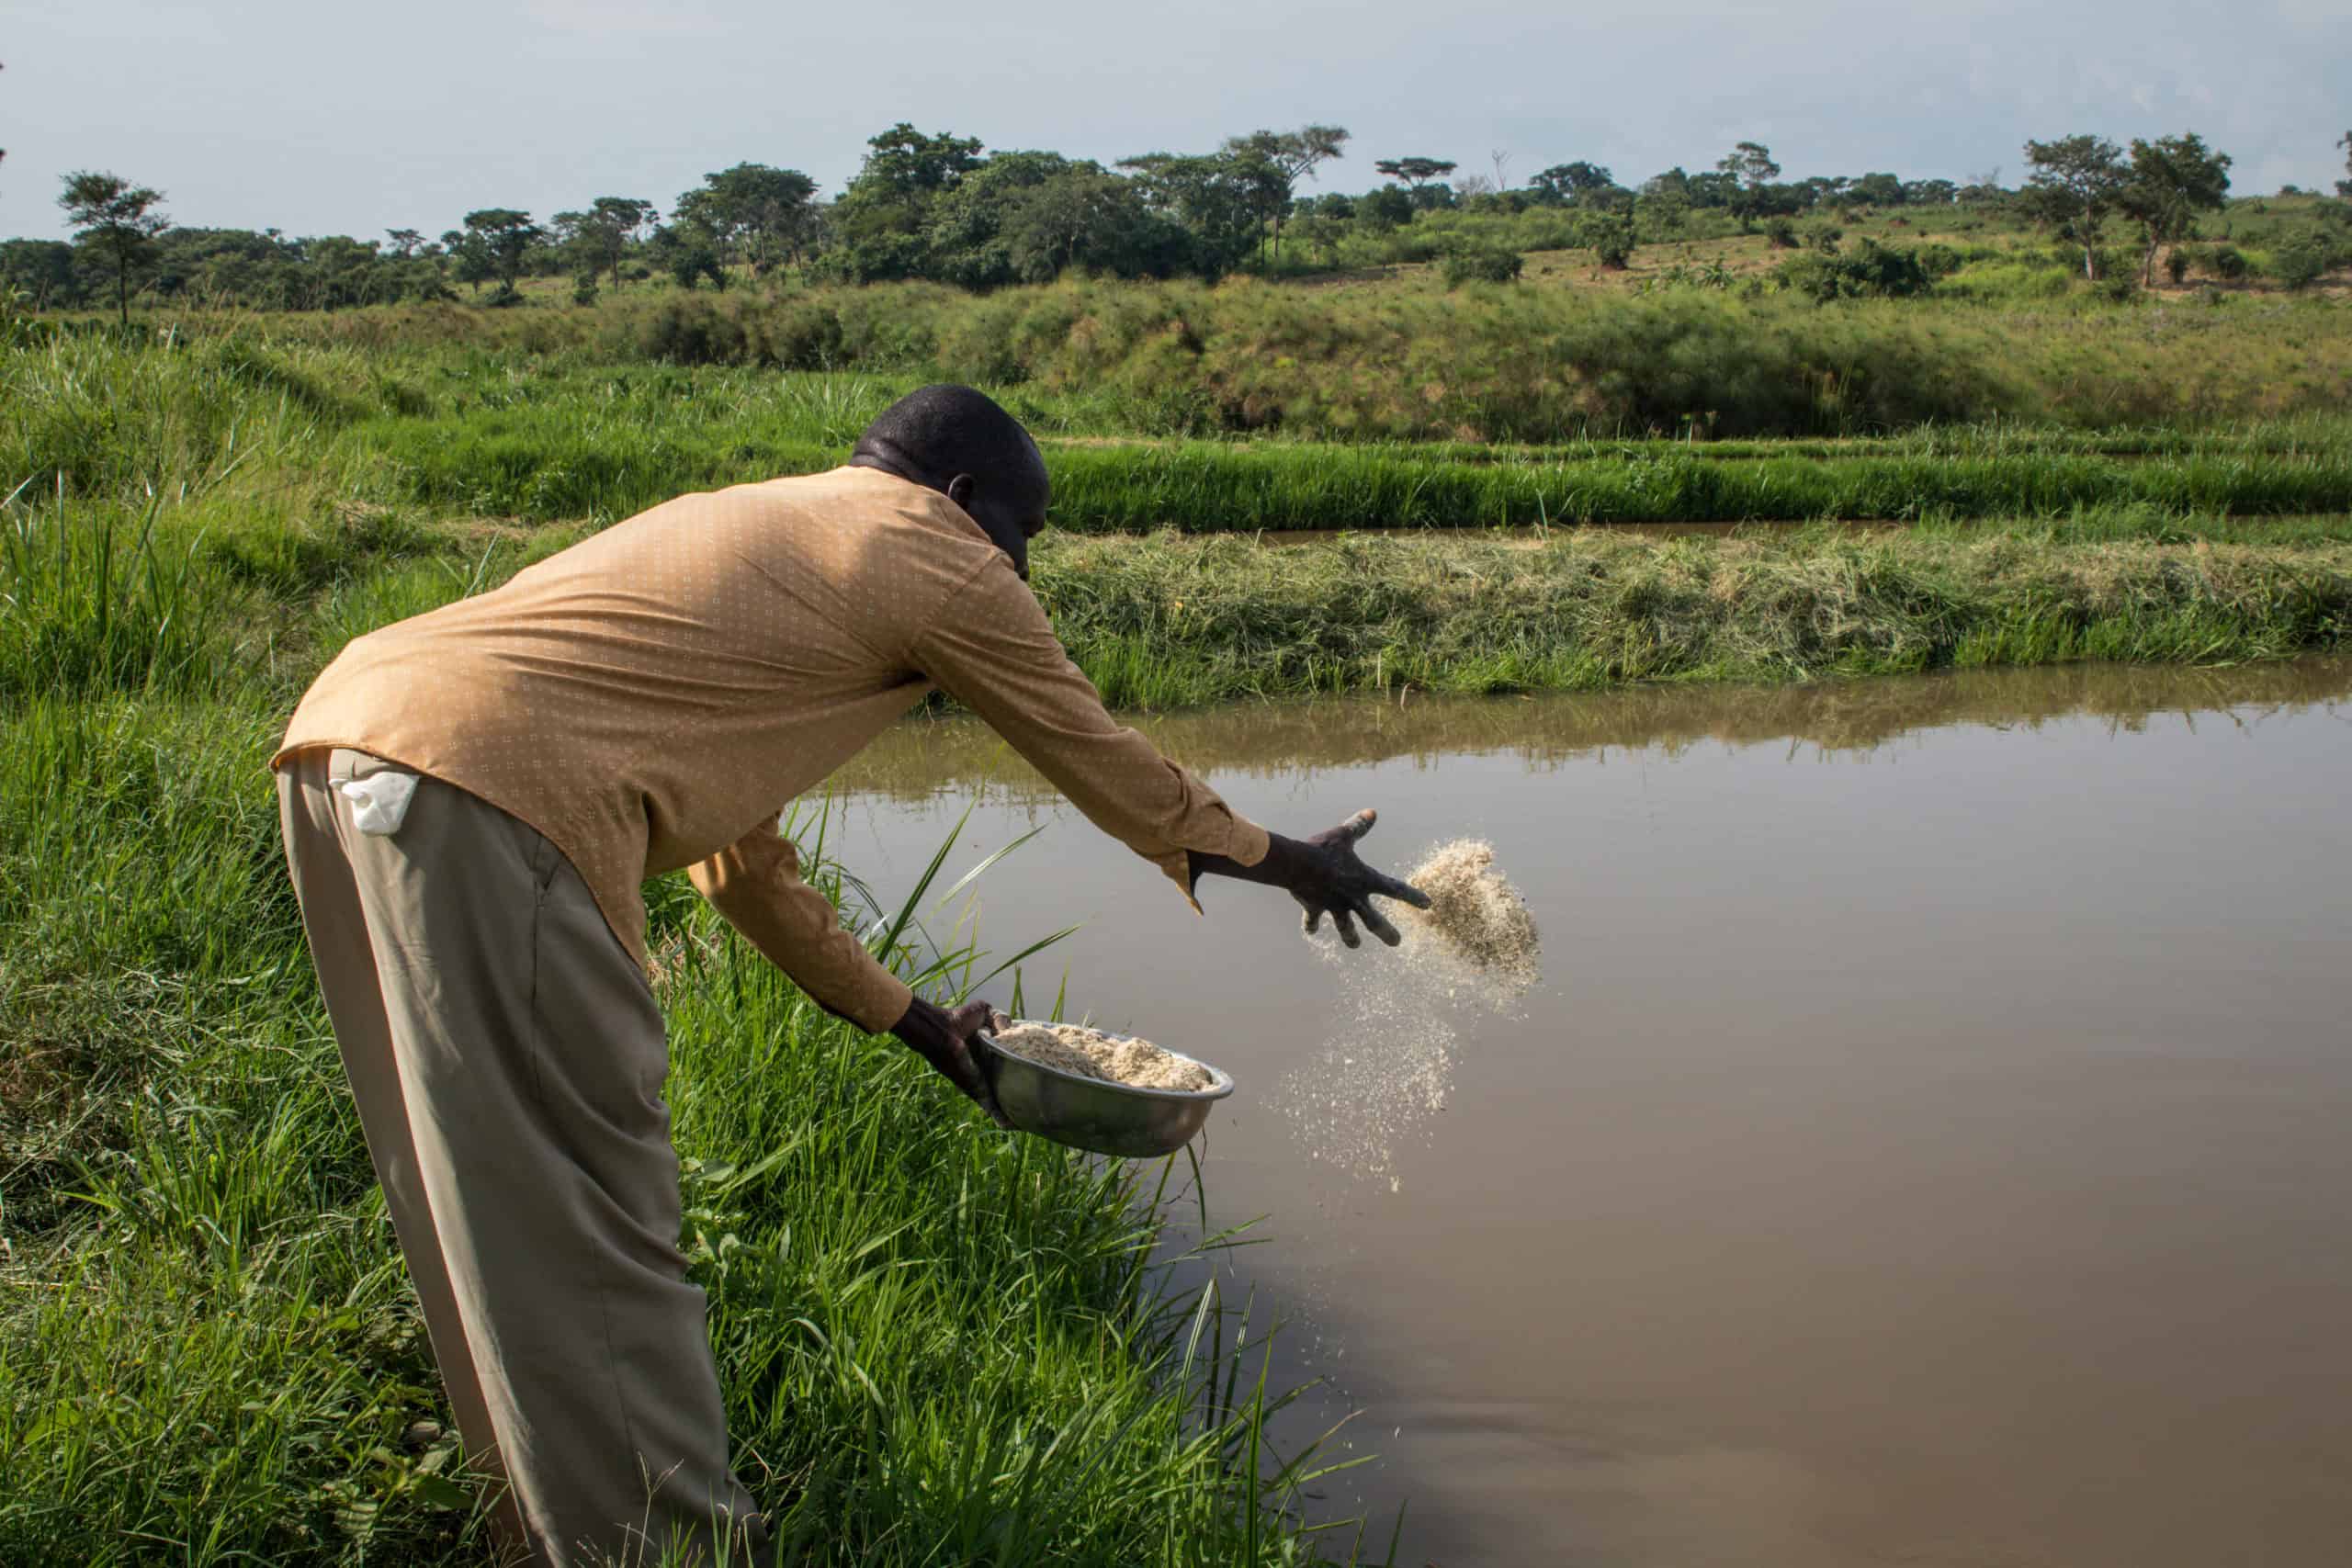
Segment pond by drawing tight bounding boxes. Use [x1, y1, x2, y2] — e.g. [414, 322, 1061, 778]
[827, 659, 2352, 1567]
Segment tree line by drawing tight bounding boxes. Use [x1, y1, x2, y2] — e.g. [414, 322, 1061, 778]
[9, 122, 2350, 321]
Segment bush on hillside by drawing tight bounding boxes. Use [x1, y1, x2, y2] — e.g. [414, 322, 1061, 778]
[2273, 231, 2346, 291]
[1774, 240, 1937, 300]
[1442, 244, 1524, 287]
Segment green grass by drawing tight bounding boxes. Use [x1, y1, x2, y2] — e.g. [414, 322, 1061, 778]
[1029, 525, 2351, 707]
[0, 332, 1393, 1563]
[0, 694, 1381, 1567]
[66, 263, 2352, 443]
[5, 320, 2351, 1562]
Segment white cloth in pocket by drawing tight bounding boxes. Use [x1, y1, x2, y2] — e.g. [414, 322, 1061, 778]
[338, 769, 420, 836]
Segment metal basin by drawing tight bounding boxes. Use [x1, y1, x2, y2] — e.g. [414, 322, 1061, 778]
[973, 1020, 1235, 1159]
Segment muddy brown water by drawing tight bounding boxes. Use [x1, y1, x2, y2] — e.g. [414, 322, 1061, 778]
[825, 660, 2352, 1567]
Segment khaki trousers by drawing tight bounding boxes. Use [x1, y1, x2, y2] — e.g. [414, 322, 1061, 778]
[277, 748, 766, 1567]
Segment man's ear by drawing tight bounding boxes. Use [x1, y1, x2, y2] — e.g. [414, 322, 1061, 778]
[945, 473, 977, 507]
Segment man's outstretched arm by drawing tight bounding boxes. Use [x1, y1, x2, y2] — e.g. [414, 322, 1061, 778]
[911, 555, 1428, 938]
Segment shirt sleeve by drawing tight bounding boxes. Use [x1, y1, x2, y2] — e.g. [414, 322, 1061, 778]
[910, 555, 1270, 904]
[685, 820, 913, 1033]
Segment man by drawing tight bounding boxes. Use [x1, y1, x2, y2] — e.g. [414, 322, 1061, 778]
[273, 384, 1426, 1565]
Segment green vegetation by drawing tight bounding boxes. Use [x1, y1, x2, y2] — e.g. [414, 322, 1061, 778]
[4, 285, 2348, 1562]
[1037, 523, 2351, 708]
[0, 335, 1388, 1564]
[10, 121, 2351, 313]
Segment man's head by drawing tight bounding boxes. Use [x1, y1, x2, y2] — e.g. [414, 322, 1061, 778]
[849, 385, 1051, 579]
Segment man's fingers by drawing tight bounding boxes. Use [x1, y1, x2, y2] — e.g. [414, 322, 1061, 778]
[1337, 807, 1378, 844]
[1377, 872, 1434, 910]
[1355, 897, 1402, 948]
[1332, 908, 1363, 949]
[1301, 904, 1323, 936]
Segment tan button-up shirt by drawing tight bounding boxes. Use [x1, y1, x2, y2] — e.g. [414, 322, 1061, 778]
[273, 465, 1269, 1031]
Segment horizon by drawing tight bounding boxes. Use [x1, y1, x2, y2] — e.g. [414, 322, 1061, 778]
[4, 0, 2346, 244]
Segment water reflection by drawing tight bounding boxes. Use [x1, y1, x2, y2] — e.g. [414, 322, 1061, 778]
[837, 658, 2352, 802]
[824, 659, 2352, 1568]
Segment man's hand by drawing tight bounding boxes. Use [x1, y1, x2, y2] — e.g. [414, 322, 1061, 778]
[1190, 807, 1432, 949]
[889, 997, 1012, 1127]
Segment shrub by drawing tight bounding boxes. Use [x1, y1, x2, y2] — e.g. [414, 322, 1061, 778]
[2274, 234, 2334, 290]
[756, 299, 844, 370]
[638, 298, 751, 367]
[2165, 249, 2191, 285]
[1774, 240, 1935, 300]
[1442, 244, 1523, 287]
[2209, 245, 2249, 280]
[1578, 211, 1635, 270]
[1766, 218, 1800, 249]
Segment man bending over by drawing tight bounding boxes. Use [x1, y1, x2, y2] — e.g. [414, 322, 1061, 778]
[272, 384, 1425, 1565]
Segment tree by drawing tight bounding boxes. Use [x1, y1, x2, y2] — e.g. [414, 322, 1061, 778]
[441, 228, 492, 294]
[460, 209, 543, 299]
[676, 166, 817, 275]
[59, 171, 170, 326]
[647, 225, 726, 290]
[1531, 162, 1615, 205]
[824, 126, 988, 277]
[2120, 132, 2232, 287]
[1902, 178, 1958, 207]
[385, 228, 424, 258]
[1849, 172, 1905, 207]
[2021, 135, 2129, 279]
[1578, 209, 1635, 269]
[1374, 157, 1456, 191]
[1000, 165, 1182, 281]
[1360, 183, 1413, 229]
[854, 124, 985, 203]
[1222, 124, 1348, 260]
[1117, 151, 1268, 276]
[1717, 141, 1780, 187]
[553, 197, 659, 287]
[2337, 130, 2351, 201]
[1, 239, 80, 309]
[1716, 141, 1783, 230]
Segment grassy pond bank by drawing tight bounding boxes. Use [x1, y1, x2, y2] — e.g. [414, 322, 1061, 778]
[2, 317, 2348, 1561]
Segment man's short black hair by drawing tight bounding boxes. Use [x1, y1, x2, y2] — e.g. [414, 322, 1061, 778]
[851, 384, 1046, 499]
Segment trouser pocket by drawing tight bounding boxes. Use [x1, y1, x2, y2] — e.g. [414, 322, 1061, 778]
[328, 748, 422, 837]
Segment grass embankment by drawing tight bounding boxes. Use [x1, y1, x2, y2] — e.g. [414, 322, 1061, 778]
[1037, 525, 2352, 707]
[14, 330, 2352, 534]
[0, 343, 1378, 1563]
[116, 268, 2352, 440]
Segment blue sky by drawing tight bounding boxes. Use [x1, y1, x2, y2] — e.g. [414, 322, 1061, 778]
[4, 0, 2345, 242]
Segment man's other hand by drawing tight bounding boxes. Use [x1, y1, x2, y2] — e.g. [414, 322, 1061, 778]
[1190, 807, 1432, 950]
[889, 997, 1012, 1127]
